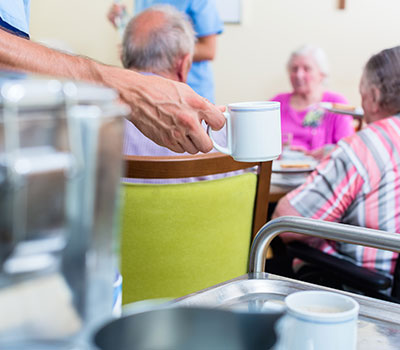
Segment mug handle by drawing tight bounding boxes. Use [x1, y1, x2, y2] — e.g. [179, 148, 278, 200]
[207, 111, 231, 155]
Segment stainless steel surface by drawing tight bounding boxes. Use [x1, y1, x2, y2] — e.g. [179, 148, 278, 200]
[249, 216, 400, 273]
[174, 274, 400, 350]
[173, 217, 400, 349]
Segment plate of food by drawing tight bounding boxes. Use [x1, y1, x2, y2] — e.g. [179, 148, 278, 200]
[319, 102, 364, 119]
[272, 159, 317, 173]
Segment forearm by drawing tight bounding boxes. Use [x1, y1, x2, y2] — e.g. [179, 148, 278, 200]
[193, 35, 217, 62]
[272, 196, 315, 243]
[0, 28, 142, 113]
[0, 28, 225, 154]
[0, 28, 106, 83]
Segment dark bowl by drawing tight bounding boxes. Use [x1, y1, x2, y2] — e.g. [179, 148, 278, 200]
[93, 306, 283, 350]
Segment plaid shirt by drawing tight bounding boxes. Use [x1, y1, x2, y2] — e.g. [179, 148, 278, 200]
[287, 115, 400, 276]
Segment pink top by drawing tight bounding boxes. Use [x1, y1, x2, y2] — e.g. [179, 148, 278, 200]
[271, 91, 355, 150]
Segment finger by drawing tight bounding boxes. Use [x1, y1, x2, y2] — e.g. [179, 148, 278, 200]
[290, 145, 306, 152]
[186, 123, 214, 153]
[217, 105, 226, 113]
[178, 135, 200, 155]
[170, 127, 200, 154]
[163, 141, 185, 154]
[172, 144, 186, 153]
[201, 102, 225, 131]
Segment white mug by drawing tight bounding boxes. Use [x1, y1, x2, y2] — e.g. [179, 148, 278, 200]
[208, 101, 281, 162]
[276, 290, 359, 350]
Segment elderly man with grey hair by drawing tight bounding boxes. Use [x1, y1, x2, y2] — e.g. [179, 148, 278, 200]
[121, 5, 225, 172]
[122, 5, 197, 157]
[121, 5, 195, 84]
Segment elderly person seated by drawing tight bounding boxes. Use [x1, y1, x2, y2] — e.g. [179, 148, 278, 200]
[122, 5, 197, 156]
[272, 46, 400, 282]
[271, 45, 355, 159]
[121, 5, 225, 183]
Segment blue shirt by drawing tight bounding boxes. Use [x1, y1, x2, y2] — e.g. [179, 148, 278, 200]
[0, 0, 30, 36]
[134, 0, 223, 102]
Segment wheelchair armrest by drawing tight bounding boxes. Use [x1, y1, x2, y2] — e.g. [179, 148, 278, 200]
[287, 241, 392, 291]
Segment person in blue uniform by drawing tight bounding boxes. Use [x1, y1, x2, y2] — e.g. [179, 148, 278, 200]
[108, 0, 223, 103]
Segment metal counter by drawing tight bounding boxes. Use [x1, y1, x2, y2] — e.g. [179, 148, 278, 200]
[173, 217, 400, 349]
[174, 273, 400, 349]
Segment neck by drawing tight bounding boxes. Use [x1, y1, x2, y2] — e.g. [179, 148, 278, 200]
[291, 88, 324, 110]
[367, 109, 393, 124]
[136, 69, 179, 82]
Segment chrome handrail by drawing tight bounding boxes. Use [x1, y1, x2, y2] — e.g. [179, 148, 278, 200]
[249, 216, 400, 273]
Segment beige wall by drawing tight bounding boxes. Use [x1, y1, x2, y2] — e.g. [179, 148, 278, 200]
[30, 0, 400, 106]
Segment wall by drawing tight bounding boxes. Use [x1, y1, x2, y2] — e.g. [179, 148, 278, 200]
[30, 0, 400, 106]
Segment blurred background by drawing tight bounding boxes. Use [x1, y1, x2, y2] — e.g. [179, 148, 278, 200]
[30, 0, 400, 106]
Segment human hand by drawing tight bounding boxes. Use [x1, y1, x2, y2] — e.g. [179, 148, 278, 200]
[103, 68, 225, 154]
[304, 144, 335, 161]
[107, 3, 127, 28]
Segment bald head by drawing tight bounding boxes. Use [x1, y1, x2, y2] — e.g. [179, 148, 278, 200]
[130, 9, 167, 46]
[122, 5, 195, 79]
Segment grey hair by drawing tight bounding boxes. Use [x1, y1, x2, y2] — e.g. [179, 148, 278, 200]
[287, 44, 330, 84]
[363, 46, 400, 115]
[122, 5, 195, 73]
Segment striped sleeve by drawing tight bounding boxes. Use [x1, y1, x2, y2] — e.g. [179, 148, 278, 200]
[287, 143, 364, 222]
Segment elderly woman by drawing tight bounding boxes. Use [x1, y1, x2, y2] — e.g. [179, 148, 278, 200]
[273, 46, 400, 281]
[271, 45, 354, 157]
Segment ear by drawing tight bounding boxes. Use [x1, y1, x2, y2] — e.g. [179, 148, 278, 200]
[176, 53, 192, 83]
[370, 85, 381, 113]
[118, 43, 123, 64]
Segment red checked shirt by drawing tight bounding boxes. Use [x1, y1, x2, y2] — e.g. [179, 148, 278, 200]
[286, 115, 400, 276]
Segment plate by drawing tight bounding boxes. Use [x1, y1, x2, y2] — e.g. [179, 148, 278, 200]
[272, 160, 317, 173]
[271, 173, 308, 187]
[320, 102, 364, 119]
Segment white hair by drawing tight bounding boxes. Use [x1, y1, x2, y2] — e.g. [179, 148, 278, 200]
[122, 5, 195, 73]
[287, 44, 330, 84]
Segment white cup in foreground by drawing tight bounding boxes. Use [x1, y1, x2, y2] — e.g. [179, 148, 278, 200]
[208, 101, 281, 162]
[277, 290, 359, 350]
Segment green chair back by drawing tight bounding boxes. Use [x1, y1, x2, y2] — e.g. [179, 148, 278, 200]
[121, 173, 257, 304]
[120, 153, 272, 304]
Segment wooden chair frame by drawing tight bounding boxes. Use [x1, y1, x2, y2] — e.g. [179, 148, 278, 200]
[124, 152, 272, 239]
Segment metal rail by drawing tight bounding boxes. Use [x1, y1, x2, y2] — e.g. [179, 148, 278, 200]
[249, 216, 400, 273]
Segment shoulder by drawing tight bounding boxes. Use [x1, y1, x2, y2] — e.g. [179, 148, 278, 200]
[373, 115, 400, 130]
[270, 92, 291, 103]
[336, 123, 384, 170]
[188, 0, 223, 35]
[322, 91, 348, 104]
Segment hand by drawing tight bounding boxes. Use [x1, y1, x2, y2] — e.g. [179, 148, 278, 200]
[304, 144, 335, 161]
[289, 145, 307, 153]
[102, 67, 226, 154]
[107, 3, 126, 28]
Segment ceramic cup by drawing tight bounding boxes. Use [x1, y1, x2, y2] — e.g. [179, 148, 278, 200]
[276, 290, 359, 350]
[208, 101, 281, 162]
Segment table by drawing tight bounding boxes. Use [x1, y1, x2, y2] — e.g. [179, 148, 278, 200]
[269, 160, 315, 203]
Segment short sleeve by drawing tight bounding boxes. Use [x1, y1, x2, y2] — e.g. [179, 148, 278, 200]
[332, 114, 355, 143]
[188, 0, 223, 37]
[287, 144, 363, 222]
[322, 91, 355, 143]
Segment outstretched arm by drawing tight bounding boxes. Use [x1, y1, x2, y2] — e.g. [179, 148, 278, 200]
[0, 28, 225, 153]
